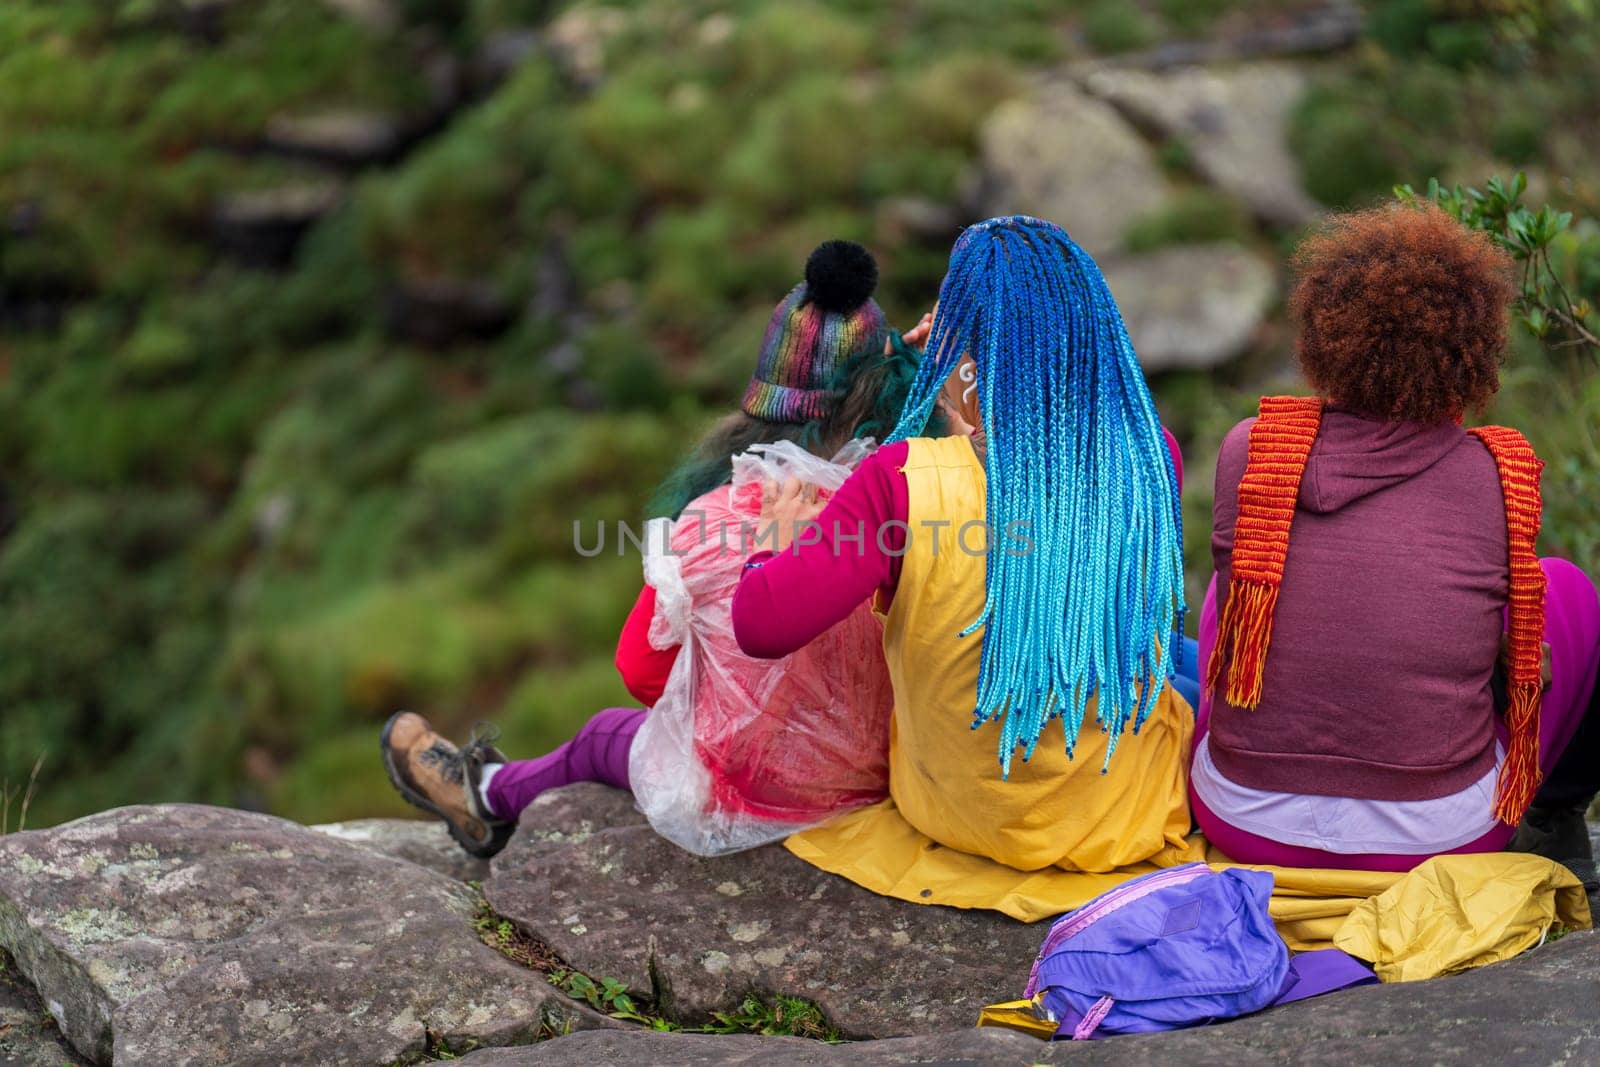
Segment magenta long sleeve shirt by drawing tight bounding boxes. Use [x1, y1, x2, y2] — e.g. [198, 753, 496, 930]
[733, 429, 1183, 659]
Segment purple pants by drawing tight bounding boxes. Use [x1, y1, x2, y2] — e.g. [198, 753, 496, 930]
[485, 707, 644, 820]
[1193, 558, 1600, 871]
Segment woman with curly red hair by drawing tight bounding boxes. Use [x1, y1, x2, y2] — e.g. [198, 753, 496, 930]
[1191, 203, 1600, 896]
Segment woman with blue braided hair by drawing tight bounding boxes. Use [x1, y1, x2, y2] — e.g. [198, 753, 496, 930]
[733, 216, 1201, 893]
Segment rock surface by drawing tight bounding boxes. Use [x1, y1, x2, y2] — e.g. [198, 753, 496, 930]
[975, 84, 1171, 258]
[212, 183, 345, 268]
[1084, 64, 1320, 227]
[486, 785, 1044, 1038]
[0, 805, 608, 1066]
[1070, 2, 1364, 71]
[1102, 243, 1275, 371]
[384, 273, 516, 347]
[0, 949, 80, 1067]
[317, 0, 399, 33]
[262, 110, 405, 166]
[458, 932, 1600, 1065]
[312, 817, 491, 882]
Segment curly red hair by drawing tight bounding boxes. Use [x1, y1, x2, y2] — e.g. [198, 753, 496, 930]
[1290, 202, 1514, 425]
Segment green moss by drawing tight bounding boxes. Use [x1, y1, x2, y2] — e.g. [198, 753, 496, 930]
[1491, 113, 1545, 166]
[1081, 0, 1156, 54]
[1289, 83, 1406, 208]
[270, 729, 415, 824]
[1157, 0, 1236, 36]
[1123, 189, 1253, 253]
[721, 76, 876, 211]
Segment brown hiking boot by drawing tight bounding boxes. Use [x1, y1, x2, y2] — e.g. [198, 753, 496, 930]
[381, 711, 515, 859]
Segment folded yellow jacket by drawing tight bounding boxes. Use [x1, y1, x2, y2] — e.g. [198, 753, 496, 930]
[786, 797, 1590, 968]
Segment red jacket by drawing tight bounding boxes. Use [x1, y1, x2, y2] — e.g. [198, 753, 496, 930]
[615, 584, 676, 706]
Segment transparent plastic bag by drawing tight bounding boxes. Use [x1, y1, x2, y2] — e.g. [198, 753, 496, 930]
[629, 439, 894, 856]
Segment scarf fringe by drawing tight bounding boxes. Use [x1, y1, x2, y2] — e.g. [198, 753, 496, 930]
[1205, 579, 1279, 709]
[1208, 396, 1322, 707]
[1468, 424, 1547, 826]
[1493, 681, 1543, 824]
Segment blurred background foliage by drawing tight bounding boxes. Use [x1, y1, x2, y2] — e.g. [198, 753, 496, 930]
[0, 0, 1596, 826]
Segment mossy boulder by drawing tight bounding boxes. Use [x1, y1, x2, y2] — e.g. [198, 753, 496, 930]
[975, 83, 1171, 258]
[0, 805, 610, 1065]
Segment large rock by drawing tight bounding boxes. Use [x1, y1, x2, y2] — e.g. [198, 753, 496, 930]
[459, 932, 1600, 1065]
[975, 84, 1171, 258]
[212, 183, 344, 268]
[1068, 3, 1364, 73]
[262, 110, 405, 166]
[0, 948, 79, 1067]
[0, 805, 610, 1066]
[384, 273, 515, 348]
[1102, 243, 1275, 371]
[543, 6, 628, 89]
[311, 817, 491, 882]
[1084, 64, 1319, 228]
[318, 0, 399, 32]
[485, 785, 1045, 1039]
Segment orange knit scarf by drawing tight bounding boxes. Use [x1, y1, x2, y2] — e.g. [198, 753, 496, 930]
[1206, 396, 1547, 825]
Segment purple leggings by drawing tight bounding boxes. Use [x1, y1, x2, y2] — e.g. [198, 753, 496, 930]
[485, 707, 644, 820]
[1193, 558, 1600, 871]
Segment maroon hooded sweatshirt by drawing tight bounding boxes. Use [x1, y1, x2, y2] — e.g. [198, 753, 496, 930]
[1207, 407, 1510, 801]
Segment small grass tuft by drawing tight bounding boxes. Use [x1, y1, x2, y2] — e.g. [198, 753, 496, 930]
[547, 968, 672, 1028]
[702, 993, 841, 1042]
[471, 899, 563, 973]
[0, 754, 46, 836]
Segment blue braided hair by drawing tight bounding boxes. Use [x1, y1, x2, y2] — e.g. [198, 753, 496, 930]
[887, 216, 1186, 776]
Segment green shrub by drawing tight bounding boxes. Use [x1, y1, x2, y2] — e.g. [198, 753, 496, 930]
[729, 3, 871, 92]
[1490, 113, 1544, 165]
[576, 72, 731, 202]
[1158, 0, 1236, 35]
[721, 76, 875, 211]
[497, 654, 634, 760]
[1289, 84, 1405, 208]
[1081, 0, 1156, 54]
[1366, 0, 1437, 57]
[1124, 189, 1253, 253]
[268, 727, 416, 824]
[580, 323, 671, 410]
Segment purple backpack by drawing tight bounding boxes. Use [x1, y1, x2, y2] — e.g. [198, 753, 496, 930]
[1024, 863, 1376, 1040]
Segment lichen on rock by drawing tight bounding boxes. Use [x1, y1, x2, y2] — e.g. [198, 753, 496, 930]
[0, 804, 612, 1065]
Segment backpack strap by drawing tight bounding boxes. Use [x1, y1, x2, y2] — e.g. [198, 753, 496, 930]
[1205, 396, 1324, 707]
[1271, 948, 1378, 1006]
[1466, 425, 1547, 825]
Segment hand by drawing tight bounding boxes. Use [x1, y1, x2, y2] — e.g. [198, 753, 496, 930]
[888, 311, 934, 354]
[761, 478, 824, 552]
[938, 395, 977, 438]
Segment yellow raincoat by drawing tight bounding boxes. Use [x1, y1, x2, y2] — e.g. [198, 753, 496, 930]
[848, 434, 1197, 874]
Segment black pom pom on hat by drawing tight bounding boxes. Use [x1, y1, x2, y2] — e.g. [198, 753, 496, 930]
[804, 240, 879, 314]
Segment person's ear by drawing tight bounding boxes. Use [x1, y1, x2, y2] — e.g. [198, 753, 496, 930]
[938, 355, 981, 433]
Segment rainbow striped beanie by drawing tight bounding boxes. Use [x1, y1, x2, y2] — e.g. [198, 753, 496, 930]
[742, 240, 889, 424]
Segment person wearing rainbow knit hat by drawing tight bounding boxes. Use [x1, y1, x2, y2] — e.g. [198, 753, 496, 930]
[1192, 203, 1600, 904]
[380, 240, 933, 859]
[732, 215, 1199, 885]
